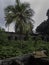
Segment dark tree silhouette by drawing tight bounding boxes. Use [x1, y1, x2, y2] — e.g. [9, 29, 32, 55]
[36, 9, 49, 35]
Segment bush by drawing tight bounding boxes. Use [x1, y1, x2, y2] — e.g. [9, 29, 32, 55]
[0, 29, 49, 59]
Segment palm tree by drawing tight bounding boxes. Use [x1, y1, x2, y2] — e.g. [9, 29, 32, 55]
[5, 0, 34, 34]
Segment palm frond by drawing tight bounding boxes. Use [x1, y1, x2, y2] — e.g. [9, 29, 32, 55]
[16, 0, 20, 6]
[5, 5, 15, 13]
[5, 0, 35, 33]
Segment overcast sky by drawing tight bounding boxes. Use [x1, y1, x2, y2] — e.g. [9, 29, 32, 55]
[0, 0, 49, 32]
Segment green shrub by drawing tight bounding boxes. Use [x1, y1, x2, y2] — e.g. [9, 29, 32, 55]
[0, 29, 49, 59]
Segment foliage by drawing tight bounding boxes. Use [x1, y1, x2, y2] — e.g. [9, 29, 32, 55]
[0, 28, 8, 45]
[0, 39, 49, 59]
[0, 29, 49, 59]
[0, 40, 34, 59]
[5, 0, 34, 34]
[36, 9, 49, 35]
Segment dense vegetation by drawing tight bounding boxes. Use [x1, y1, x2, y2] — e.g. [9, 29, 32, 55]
[0, 29, 49, 59]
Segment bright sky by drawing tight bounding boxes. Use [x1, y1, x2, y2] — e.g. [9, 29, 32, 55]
[0, 0, 49, 32]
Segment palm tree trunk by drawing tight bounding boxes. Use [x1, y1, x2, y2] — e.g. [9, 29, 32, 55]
[8, 25, 9, 32]
[19, 25, 23, 40]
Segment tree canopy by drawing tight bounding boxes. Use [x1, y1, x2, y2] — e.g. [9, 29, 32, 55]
[5, 0, 34, 34]
[36, 9, 49, 35]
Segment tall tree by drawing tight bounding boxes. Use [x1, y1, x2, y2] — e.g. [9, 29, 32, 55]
[5, 0, 34, 34]
[36, 9, 49, 35]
